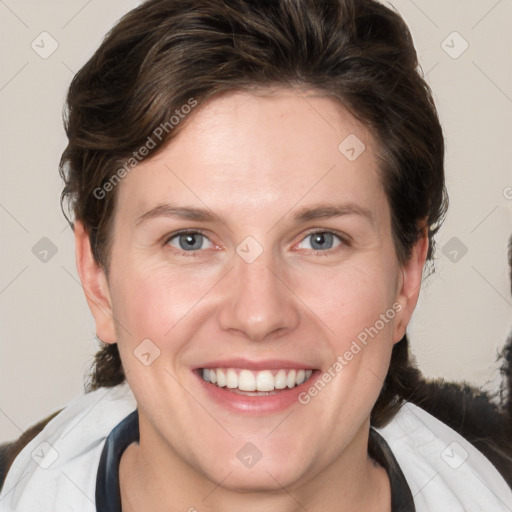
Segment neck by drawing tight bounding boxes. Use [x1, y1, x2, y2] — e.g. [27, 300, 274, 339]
[119, 420, 391, 512]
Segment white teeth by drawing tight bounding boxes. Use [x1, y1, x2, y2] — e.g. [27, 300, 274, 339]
[287, 369, 296, 388]
[201, 367, 314, 392]
[217, 368, 226, 387]
[256, 370, 274, 392]
[238, 369, 256, 391]
[226, 369, 238, 389]
[274, 369, 287, 389]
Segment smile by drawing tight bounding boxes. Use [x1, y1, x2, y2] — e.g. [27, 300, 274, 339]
[200, 368, 314, 395]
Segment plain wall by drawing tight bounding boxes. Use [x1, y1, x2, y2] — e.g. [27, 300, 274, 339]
[1, 0, 511, 442]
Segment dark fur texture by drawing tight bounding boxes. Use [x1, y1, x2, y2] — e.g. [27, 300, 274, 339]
[405, 236, 512, 484]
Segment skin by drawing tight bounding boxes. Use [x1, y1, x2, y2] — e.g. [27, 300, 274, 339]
[75, 89, 428, 511]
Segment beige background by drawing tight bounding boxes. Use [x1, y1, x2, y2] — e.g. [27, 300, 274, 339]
[1, 0, 511, 442]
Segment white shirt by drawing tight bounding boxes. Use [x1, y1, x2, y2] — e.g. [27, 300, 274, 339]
[0, 381, 511, 511]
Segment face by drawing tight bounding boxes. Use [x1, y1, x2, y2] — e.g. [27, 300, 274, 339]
[76, 89, 426, 493]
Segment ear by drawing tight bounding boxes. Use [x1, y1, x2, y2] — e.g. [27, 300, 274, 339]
[74, 220, 117, 344]
[392, 226, 429, 343]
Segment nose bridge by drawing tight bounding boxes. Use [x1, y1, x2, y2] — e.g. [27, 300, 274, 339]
[218, 241, 299, 341]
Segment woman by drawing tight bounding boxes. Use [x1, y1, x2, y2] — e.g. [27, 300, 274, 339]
[1, 0, 511, 510]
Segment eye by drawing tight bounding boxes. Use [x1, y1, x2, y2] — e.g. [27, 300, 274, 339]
[165, 230, 214, 252]
[297, 231, 344, 252]
[164, 229, 347, 255]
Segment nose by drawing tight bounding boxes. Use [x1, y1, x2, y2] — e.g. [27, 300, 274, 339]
[217, 248, 300, 343]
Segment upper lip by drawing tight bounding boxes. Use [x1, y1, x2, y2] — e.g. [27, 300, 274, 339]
[195, 358, 318, 371]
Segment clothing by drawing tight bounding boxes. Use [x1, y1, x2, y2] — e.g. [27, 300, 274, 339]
[95, 409, 415, 511]
[0, 381, 511, 511]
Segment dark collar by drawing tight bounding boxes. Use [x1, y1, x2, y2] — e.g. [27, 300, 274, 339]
[95, 410, 415, 511]
[368, 427, 416, 511]
[96, 409, 139, 512]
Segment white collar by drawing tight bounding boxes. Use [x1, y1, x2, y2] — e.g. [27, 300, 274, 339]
[1, 382, 511, 511]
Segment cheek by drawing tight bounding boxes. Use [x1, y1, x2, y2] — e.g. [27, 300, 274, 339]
[298, 256, 400, 412]
[298, 256, 399, 340]
[111, 260, 216, 340]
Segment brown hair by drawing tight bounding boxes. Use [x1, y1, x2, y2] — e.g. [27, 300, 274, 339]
[60, 0, 448, 426]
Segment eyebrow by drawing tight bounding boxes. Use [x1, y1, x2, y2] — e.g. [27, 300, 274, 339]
[134, 202, 374, 227]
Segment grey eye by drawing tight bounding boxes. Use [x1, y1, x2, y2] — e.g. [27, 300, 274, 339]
[299, 232, 341, 251]
[167, 232, 212, 251]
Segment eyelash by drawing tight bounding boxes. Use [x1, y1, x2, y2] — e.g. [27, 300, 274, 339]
[163, 229, 350, 257]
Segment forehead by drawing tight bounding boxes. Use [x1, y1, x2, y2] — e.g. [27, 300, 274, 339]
[114, 89, 387, 227]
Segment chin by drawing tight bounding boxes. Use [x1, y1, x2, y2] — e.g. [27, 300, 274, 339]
[197, 442, 316, 493]
[208, 463, 306, 493]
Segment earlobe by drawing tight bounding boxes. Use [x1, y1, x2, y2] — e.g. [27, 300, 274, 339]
[74, 220, 117, 344]
[392, 227, 429, 343]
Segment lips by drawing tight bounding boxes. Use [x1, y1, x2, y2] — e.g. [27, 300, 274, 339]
[193, 359, 319, 414]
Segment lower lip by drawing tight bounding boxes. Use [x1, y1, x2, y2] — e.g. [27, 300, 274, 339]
[194, 370, 319, 415]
